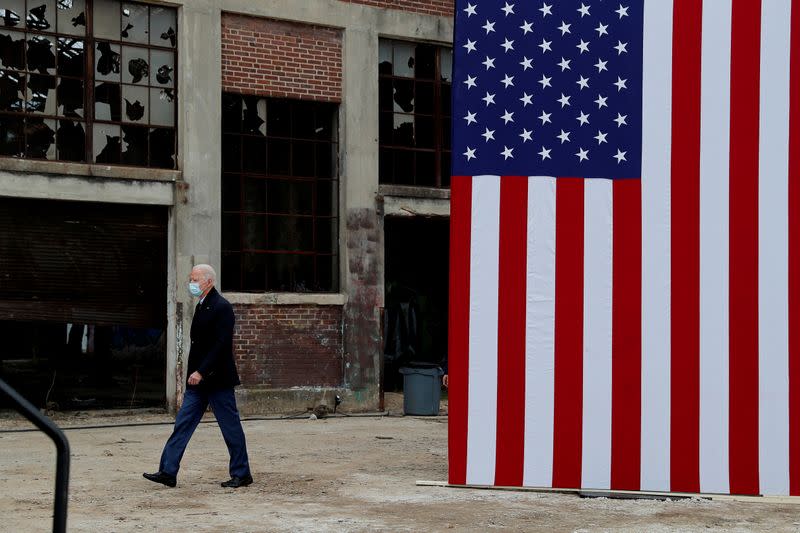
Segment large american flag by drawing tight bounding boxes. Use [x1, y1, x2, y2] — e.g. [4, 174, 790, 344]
[448, 0, 800, 496]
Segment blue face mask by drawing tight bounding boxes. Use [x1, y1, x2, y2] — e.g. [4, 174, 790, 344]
[188, 282, 203, 297]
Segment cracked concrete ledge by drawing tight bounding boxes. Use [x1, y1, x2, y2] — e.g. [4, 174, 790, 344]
[0, 157, 181, 182]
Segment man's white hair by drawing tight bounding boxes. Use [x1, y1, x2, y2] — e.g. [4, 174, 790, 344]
[193, 264, 217, 284]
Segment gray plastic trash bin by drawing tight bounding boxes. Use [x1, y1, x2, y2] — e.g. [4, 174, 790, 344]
[399, 364, 444, 415]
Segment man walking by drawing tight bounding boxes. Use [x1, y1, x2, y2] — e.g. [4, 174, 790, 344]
[143, 264, 252, 488]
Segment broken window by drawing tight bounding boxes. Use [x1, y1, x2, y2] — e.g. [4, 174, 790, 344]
[378, 39, 452, 188]
[0, 0, 176, 167]
[221, 94, 340, 293]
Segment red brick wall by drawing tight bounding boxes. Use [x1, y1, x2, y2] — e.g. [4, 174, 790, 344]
[221, 14, 342, 101]
[232, 304, 343, 388]
[338, 0, 453, 17]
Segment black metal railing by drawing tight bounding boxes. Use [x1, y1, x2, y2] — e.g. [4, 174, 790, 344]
[0, 378, 70, 533]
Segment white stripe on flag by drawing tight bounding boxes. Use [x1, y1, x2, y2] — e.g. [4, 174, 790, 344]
[698, 0, 732, 495]
[758, 0, 792, 496]
[581, 179, 614, 490]
[466, 175, 500, 486]
[522, 176, 557, 488]
[640, 0, 674, 493]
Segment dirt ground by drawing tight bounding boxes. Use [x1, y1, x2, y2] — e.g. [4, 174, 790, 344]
[1, 397, 799, 533]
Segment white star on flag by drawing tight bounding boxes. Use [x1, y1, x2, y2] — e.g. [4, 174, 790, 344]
[464, 111, 477, 125]
[575, 147, 589, 161]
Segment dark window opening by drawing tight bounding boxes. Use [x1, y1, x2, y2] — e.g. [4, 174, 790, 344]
[221, 93, 340, 293]
[379, 40, 452, 188]
[382, 216, 449, 393]
[0, 0, 177, 168]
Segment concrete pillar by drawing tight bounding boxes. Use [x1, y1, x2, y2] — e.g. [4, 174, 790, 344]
[167, 2, 223, 410]
[340, 26, 384, 407]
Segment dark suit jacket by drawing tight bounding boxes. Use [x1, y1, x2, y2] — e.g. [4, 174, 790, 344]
[187, 287, 241, 390]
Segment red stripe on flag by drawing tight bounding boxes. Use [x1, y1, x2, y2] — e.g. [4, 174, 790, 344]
[552, 177, 584, 489]
[610, 179, 643, 491]
[788, 0, 800, 498]
[448, 175, 472, 486]
[728, 0, 761, 496]
[495, 176, 528, 487]
[670, 0, 702, 494]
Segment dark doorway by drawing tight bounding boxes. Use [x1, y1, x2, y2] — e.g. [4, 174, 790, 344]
[383, 216, 449, 392]
[0, 198, 168, 409]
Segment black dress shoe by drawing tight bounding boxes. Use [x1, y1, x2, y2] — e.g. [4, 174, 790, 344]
[143, 471, 176, 487]
[220, 474, 253, 488]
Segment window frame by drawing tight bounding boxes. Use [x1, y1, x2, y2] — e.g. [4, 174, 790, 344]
[378, 39, 452, 188]
[0, 0, 178, 168]
[220, 93, 340, 294]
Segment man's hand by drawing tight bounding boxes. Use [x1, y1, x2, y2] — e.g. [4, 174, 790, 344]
[442, 374, 449, 388]
[188, 371, 203, 386]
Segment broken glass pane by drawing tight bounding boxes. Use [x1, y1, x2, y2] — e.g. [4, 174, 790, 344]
[0, 70, 24, 111]
[150, 49, 173, 87]
[393, 113, 414, 146]
[0, 115, 23, 155]
[92, 0, 119, 40]
[57, 37, 84, 77]
[122, 45, 148, 84]
[95, 41, 120, 81]
[27, 35, 56, 74]
[94, 81, 120, 120]
[149, 6, 175, 47]
[120, 124, 147, 165]
[440, 48, 452, 82]
[393, 79, 413, 113]
[415, 44, 435, 80]
[26, 74, 56, 114]
[27, 0, 55, 31]
[121, 3, 147, 44]
[149, 87, 174, 127]
[379, 40, 392, 75]
[56, 0, 85, 36]
[25, 117, 56, 158]
[241, 96, 266, 136]
[266, 100, 290, 137]
[148, 127, 174, 168]
[222, 93, 241, 133]
[56, 119, 84, 161]
[393, 42, 415, 78]
[57, 77, 83, 117]
[1, 0, 23, 27]
[93, 122, 120, 163]
[0, 29, 25, 69]
[122, 83, 147, 122]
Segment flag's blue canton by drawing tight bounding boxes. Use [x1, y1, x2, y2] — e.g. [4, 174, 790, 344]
[452, 1, 644, 179]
